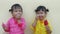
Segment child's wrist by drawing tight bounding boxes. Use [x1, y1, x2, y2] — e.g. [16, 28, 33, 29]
[47, 30, 52, 34]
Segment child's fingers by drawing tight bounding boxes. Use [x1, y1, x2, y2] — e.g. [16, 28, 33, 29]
[2, 23, 6, 28]
[35, 16, 39, 20]
[2, 23, 5, 26]
[47, 30, 51, 34]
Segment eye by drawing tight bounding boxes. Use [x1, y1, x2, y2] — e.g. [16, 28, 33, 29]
[19, 10, 21, 12]
[15, 11, 17, 12]
[18, 10, 22, 12]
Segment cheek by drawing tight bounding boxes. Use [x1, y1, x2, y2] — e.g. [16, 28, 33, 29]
[39, 14, 46, 18]
[43, 14, 46, 18]
[43, 14, 46, 17]
[12, 12, 17, 16]
[20, 12, 22, 15]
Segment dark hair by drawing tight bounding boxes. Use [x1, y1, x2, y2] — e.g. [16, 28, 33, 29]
[35, 6, 49, 13]
[9, 4, 23, 13]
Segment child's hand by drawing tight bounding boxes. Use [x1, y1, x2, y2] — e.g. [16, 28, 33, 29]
[2, 23, 10, 32]
[32, 22, 36, 28]
[32, 16, 38, 28]
[2, 23, 6, 30]
[35, 14, 40, 20]
[32, 14, 39, 28]
[45, 26, 52, 34]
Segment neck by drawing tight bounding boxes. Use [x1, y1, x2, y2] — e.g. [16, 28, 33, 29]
[40, 19, 43, 21]
[39, 18, 45, 21]
[13, 17, 21, 20]
[16, 18, 20, 20]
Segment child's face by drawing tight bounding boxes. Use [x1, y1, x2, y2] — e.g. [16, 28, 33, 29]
[36, 10, 46, 20]
[12, 8, 23, 19]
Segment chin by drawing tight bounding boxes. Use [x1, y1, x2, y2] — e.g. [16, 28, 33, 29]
[15, 17, 20, 19]
[39, 18, 44, 20]
[17, 17, 21, 19]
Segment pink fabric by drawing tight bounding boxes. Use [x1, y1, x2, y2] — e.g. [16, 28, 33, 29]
[3, 17, 26, 34]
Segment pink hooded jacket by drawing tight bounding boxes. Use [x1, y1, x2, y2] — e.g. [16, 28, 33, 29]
[2, 17, 26, 34]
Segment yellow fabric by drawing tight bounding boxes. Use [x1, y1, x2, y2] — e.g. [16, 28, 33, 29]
[31, 19, 52, 34]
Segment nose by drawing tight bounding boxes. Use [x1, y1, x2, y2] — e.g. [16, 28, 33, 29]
[40, 12, 43, 14]
[17, 11, 21, 14]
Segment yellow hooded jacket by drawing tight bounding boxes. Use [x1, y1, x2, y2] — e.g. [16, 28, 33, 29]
[31, 19, 52, 34]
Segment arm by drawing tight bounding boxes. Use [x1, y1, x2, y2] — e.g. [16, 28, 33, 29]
[45, 25, 52, 34]
[32, 15, 39, 29]
[32, 19, 37, 28]
[44, 20, 52, 34]
[2, 21, 10, 32]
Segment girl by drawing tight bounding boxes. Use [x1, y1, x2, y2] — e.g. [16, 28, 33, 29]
[2, 4, 26, 34]
[31, 6, 52, 34]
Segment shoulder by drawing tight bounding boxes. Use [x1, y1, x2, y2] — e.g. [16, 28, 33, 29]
[20, 17, 26, 23]
[21, 17, 25, 21]
[7, 17, 14, 22]
[21, 17, 25, 20]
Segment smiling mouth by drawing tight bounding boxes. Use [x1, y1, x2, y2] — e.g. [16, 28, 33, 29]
[39, 16, 43, 18]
